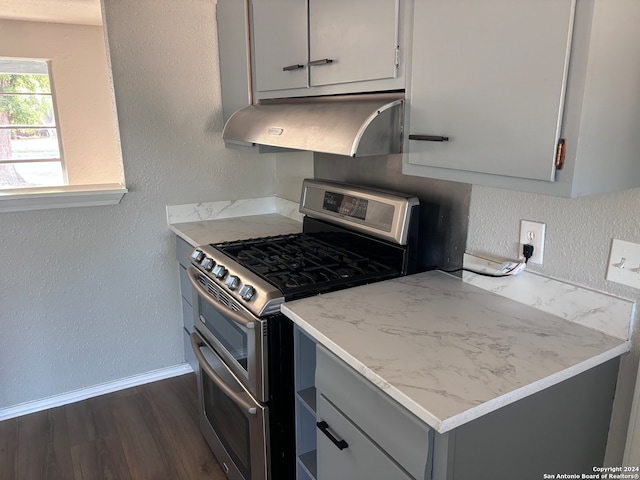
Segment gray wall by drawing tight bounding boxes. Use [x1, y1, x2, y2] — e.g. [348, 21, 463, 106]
[467, 185, 640, 464]
[0, 0, 276, 410]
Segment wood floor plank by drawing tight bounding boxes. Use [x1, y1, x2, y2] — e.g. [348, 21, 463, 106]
[44, 407, 76, 479]
[142, 375, 224, 480]
[109, 391, 172, 480]
[70, 435, 132, 480]
[8, 374, 228, 480]
[0, 417, 18, 479]
[17, 411, 49, 479]
[17, 407, 75, 480]
[66, 394, 117, 447]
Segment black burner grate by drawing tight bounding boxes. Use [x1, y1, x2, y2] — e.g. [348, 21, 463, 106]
[214, 233, 399, 299]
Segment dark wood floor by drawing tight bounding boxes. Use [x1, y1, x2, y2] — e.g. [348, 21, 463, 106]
[0, 373, 228, 480]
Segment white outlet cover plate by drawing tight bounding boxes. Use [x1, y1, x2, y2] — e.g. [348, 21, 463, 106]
[606, 239, 640, 289]
[519, 220, 545, 264]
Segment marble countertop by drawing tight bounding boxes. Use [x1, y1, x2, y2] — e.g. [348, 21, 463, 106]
[282, 270, 630, 433]
[169, 214, 303, 247]
[167, 197, 303, 246]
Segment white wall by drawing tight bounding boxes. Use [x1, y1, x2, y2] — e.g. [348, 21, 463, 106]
[0, 0, 276, 410]
[467, 185, 640, 464]
[0, 19, 123, 185]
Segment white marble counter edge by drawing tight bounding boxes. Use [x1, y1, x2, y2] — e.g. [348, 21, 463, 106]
[463, 253, 635, 341]
[285, 305, 631, 434]
[166, 196, 303, 225]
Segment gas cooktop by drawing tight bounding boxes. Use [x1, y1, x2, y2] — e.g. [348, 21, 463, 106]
[215, 232, 399, 300]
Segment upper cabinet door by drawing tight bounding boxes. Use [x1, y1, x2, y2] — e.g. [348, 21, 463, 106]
[252, 0, 309, 92]
[309, 0, 400, 87]
[406, 0, 575, 181]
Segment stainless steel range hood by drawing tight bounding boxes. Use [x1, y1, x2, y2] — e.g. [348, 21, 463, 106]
[222, 92, 404, 157]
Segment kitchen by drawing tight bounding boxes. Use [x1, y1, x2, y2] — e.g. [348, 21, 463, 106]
[1, 0, 639, 478]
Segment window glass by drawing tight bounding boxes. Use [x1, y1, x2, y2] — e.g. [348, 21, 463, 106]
[0, 58, 65, 188]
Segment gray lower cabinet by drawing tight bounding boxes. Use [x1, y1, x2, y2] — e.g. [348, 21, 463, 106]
[175, 236, 197, 372]
[295, 327, 430, 480]
[294, 325, 620, 480]
[316, 394, 412, 480]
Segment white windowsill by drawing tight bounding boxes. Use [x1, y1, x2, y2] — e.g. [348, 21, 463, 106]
[0, 183, 128, 213]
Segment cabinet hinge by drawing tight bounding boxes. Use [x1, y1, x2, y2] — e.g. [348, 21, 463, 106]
[394, 46, 400, 69]
[555, 138, 566, 170]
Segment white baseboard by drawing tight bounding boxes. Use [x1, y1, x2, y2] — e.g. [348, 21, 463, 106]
[0, 363, 194, 421]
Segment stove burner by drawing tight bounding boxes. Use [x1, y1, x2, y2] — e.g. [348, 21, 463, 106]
[215, 233, 399, 298]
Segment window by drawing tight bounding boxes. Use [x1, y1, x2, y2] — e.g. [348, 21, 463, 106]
[0, 58, 65, 188]
[0, 21, 126, 213]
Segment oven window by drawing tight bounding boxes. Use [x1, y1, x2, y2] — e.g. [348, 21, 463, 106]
[202, 372, 251, 479]
[199, 297, 248, 370]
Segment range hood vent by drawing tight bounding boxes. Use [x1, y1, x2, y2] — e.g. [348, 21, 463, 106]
[222, 92, 404, 157]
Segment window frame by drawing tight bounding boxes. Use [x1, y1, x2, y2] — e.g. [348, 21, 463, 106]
[0, 58, 68, 189]
[0, 18, 128, 214]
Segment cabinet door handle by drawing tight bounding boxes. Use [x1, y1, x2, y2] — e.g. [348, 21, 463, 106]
[308, 58, 334, 66]
[317, 421, 349, 450]
[408, 134, 450, 142]
[282, 64, 305, 71]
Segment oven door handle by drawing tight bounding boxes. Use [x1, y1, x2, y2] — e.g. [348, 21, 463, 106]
[190, 332, 258, 415]
[187, 266, 255, 330]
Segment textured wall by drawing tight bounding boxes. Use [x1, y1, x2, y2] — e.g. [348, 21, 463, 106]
[0, 0, 276, 409]
[467, 185, 640, 463]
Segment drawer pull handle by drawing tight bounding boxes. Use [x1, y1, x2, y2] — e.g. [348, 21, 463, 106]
[282, 64, 305, 71]
[317, 420, 349, 450]
[408, 134, 450, 142]
[309, 58, 334, 66]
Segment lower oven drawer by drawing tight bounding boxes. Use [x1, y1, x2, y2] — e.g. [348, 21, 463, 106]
[191, 332, 269, 480]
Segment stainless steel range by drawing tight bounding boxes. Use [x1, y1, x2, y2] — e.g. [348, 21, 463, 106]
[188, 179, 421, 480]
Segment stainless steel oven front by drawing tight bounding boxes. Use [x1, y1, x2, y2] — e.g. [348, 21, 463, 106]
[190, 331, 269, 480]
[187, 266, 268, 402]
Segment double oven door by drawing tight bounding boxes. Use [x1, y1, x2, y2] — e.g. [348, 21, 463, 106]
[188, 266, 271, 480]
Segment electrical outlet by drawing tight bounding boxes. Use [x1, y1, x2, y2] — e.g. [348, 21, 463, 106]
[519, 220, 546, 264]
[606, 239, 640, 289]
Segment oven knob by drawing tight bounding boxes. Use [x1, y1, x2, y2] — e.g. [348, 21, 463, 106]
[240, 285, 256, 301]
[213, 264, 227, 279]
[201, 257, 215, 271]
[225, 275, 240, 291]
[190, 249, 205, 263]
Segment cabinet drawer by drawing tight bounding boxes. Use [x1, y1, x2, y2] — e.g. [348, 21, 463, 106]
[178, 264, 193, 305]
[317, 393, 412, 480]
[182, 296, 194, 333]
[175, 236, 193, 267]
[316, 345, 431, 480]
[183, 328, 197, 373]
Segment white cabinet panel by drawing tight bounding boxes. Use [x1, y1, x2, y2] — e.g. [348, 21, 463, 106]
[406, 0, 574, 181]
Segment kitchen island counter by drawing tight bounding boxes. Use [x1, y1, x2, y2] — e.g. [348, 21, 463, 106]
[282, 270, 631, 434]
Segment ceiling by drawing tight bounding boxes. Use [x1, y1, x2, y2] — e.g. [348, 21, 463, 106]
[0, 0, 102, 26]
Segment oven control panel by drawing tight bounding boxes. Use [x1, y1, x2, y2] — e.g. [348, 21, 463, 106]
[190, 247, 284, 317]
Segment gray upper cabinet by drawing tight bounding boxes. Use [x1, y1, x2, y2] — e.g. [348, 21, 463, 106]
[251, 0, 404, 98]
[403, 0, 640, 197]
[308, 0, 400, 87]
[252, 0, 309, 92]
